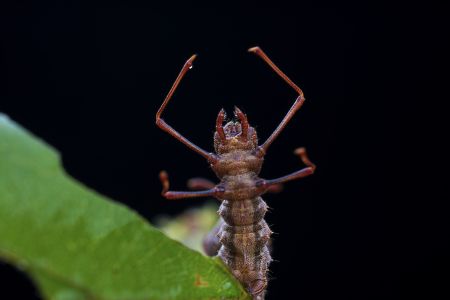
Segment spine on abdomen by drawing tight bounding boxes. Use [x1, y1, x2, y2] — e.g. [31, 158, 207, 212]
[217, 197, 272, 299]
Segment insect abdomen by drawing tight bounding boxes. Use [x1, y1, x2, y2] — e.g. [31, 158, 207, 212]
[217, 197, 272, 299]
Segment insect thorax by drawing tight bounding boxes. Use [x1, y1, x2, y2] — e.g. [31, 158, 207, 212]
[211, 150, 263, 179]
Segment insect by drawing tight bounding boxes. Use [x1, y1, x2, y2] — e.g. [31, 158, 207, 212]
[156, 47, 316, 300]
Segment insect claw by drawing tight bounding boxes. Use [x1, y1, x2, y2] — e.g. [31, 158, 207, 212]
[234, 106, 249, 139]
[216, 109, 226, 141]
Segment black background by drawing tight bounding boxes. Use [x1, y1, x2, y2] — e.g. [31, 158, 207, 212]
[1, 1, 447, 299]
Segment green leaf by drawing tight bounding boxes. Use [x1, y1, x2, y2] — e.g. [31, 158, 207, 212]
[0, 114, 250, 300]
[156, 203, 219, 255]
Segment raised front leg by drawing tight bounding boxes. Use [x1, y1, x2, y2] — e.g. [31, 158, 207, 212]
[156, 55, 218, 164]
[249, 47, 306, 157]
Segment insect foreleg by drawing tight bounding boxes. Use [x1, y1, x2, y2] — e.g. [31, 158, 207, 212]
[249, 46, 306, 156]
[156, 55, 218, 164]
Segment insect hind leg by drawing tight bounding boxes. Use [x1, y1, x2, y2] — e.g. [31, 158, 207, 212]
[202, 219, 223, 256]
[185, 177, 223, 256]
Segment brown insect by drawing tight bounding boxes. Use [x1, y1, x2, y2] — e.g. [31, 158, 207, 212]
[156, 46, 315, 300]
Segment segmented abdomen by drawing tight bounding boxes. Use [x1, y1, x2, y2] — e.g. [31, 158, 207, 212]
[217, 197, 272, 299]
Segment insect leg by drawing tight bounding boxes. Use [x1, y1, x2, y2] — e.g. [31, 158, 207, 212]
[294, 147, 316, 171]
[259, 148, 315, 188]
[184, 176, 223, 256]
[266, 183, 284, 193]
[262, 167, 313, 187]
[203, 219, 223, 256]
[159, 171, 223, 200]
[187, 177, 216, 190]
[156, 55, 218, 164]
[248, 46, 306, 156]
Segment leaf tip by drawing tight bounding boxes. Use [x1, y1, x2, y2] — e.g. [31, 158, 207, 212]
[0, 113, 13, 128]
